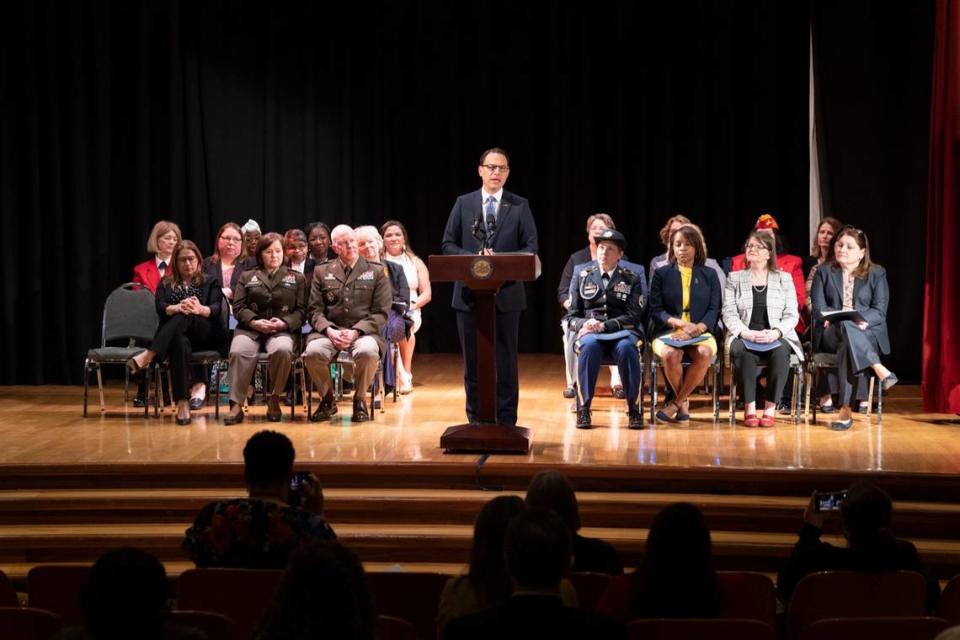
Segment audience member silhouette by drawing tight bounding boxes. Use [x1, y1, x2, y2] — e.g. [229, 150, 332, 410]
[596, 502, 720, 622]
[777, 480, 939, 611]
[53, 547, 205, 640]
[183, 430, 335, 568]
[436, 496, 578, 636]
[443, 507, 625, 639]
[254, 541, 375, 640]
[525, 469, 623, 575]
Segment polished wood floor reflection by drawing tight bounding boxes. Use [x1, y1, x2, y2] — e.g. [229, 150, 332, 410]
[1, 354, 958, 474]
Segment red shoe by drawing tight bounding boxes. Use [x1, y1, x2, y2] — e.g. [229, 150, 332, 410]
[759, 415, 776, 428]
[743, 414, 759, 428]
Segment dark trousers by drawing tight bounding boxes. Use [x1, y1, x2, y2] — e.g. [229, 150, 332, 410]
[150, 315, 218, 402]
[730, 338, 791, 405]
[576, 334, 640, 409]
[456, 310, 520, 426]
[821, 320, 879, 406]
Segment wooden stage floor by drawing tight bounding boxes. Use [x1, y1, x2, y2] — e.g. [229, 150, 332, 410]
[1, 354, 958, 477]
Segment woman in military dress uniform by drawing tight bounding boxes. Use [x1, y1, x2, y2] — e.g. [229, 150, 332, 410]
[567, 229, 646, 430]
[225, 232, 307, 424]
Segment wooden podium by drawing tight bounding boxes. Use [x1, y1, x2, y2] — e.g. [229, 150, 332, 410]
[429, 253, 541, 453]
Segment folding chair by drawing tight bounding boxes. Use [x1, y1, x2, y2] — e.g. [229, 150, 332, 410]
[306, 350, 384, 417]
[726, 336, 805, 424]
[82, 283, 158, 417]
[572, 334, 646, 419]
[157, 298, 232, 418]
[806, 350, 882, 424]
[648, 340, 722, 424]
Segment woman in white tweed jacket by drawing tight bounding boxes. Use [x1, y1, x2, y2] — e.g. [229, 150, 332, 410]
[722, 231, 804, 427]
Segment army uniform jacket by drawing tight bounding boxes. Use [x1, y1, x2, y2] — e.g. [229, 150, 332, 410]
[232, 266, 307, 343]
[308, 256, 392, 354]
[567, 262, 645, 339]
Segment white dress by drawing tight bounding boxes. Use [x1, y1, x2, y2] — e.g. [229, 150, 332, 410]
[385, 252, 423, 333]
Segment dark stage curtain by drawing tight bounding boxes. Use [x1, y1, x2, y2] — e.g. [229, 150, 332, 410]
[811, 0, 935, 383]
[923, 0, 960, 413]
[2, 0, 816, 384]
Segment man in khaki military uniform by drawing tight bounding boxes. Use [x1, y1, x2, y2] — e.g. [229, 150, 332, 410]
[303, 225, 392, 422]
[226, 232, 307, 424]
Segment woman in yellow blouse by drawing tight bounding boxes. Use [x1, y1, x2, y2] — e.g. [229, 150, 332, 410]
[648, 225, 722, 422]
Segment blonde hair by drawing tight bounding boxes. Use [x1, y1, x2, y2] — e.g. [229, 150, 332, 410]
[585, 213, 615, 233]
[146, 221, 182, 254]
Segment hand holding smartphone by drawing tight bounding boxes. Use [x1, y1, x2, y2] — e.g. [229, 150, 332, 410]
[288, 471, 313, 508]
[814, 490, 848, 512]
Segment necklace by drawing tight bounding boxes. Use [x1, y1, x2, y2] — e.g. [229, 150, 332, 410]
[751, 271, 767, 293]
[752, 284, 767, 293]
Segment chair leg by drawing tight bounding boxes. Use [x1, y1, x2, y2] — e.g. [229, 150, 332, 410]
[876, 375, 883, 423]
[793, 365, 803, 424]
[638, 357, 646, 419]
[729, 362, 737, 425]
[83, 360, 91, 417]
[214, 362, 222, 420]
[712, 363, 720, 422]
[379, 364, 386, 414]
[300, 360, 308, 415]
[811, 367, 819, 424]
[649, 363, 658, 424]
[332, 363, 343, 401]
[166, 366, 175, 413]
[307, 373, 314, 416]
[96, 366, 106, 412]
[866, 377, 875, 417]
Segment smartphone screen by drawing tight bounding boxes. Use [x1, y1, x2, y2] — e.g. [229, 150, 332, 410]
[815, 491, 847, 512]
[288, 472, 311, 507]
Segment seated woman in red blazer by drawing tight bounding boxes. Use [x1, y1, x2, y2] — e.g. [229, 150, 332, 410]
[132, 220, 182, 293]
[129, 221, 182, 407]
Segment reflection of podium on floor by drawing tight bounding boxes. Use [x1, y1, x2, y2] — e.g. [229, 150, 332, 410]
[429, 253, 541, 453]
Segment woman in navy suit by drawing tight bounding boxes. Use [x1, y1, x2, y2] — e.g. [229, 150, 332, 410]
[649, 225, 721, 422]
[811, 227, 897, 430]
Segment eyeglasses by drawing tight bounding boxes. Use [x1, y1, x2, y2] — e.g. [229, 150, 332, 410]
[745, 243, 769, 252]
[220, 236, 242, 244]
[481, 164, 510, 174]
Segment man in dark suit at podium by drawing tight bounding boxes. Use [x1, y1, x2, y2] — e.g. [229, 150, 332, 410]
[441, 148, 539, 426]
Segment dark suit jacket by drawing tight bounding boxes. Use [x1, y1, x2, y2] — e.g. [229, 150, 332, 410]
[156, 276, 228, 344]
[441, 189, 539, 312]
[649, 263, 721, 337]
[202, 255, 258, 292]
[558, 246, 593, 305]
[132, 259, 162, 294]
[810, 264, 890, 354]
[442, 593, 625, 640]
